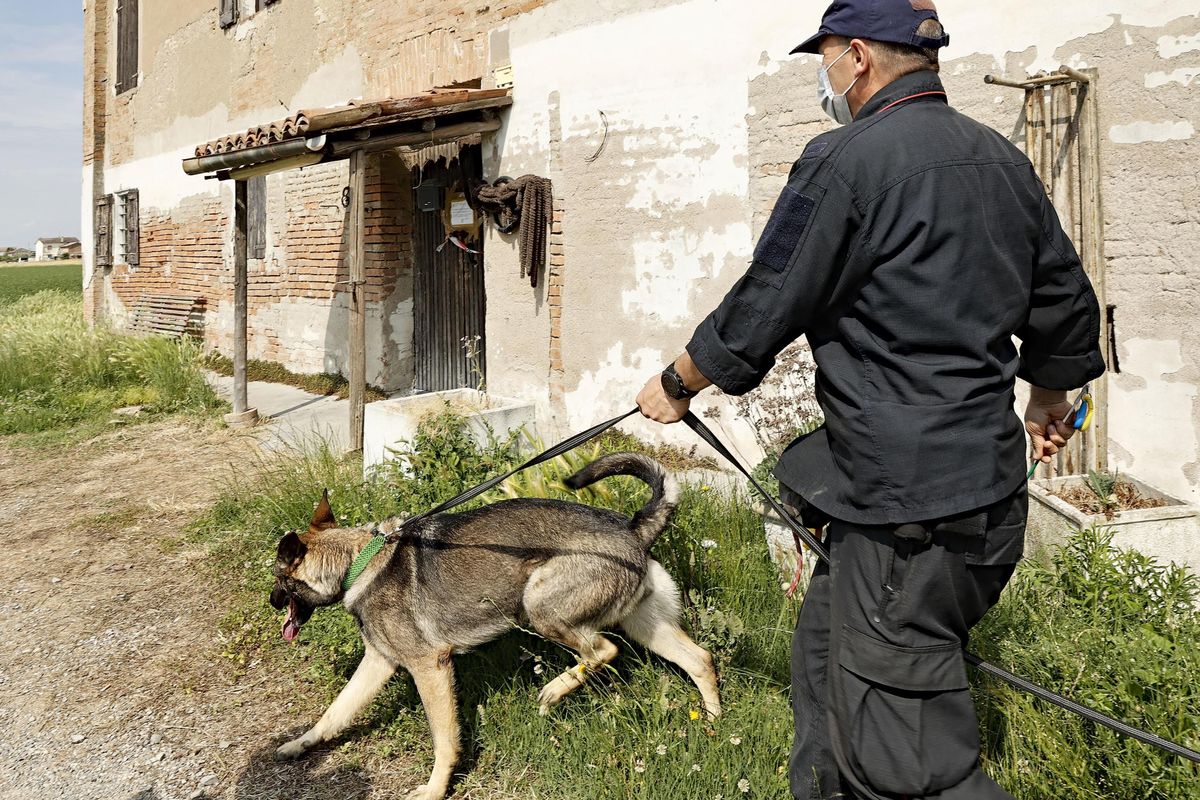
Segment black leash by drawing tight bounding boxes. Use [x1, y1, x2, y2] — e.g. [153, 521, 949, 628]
[681, 410, 1200, 765]
[390, 405, 1200, 764]
[387, 408, 639, 539]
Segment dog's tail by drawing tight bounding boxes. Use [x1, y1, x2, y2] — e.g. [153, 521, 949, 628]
[564, 453, 679, 547]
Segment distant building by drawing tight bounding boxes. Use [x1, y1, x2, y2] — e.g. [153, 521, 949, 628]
[1, 247, 35, 261]
[35, 237, 82, 261]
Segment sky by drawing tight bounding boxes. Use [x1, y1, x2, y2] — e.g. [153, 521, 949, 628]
[0, 2, 83, 250]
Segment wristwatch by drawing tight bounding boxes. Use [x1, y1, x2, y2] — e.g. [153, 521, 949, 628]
[660, 362, 699, 400]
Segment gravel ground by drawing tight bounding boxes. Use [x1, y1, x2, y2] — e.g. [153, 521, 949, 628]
[0, 419, 393, 800]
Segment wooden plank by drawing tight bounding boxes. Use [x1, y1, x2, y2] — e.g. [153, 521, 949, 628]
[232, 180, 249, 416]
[348, 150, 366, 452]
[1079, 68, 1108, 473]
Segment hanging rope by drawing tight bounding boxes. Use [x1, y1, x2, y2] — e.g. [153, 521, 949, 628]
[471, 175, 553, 287]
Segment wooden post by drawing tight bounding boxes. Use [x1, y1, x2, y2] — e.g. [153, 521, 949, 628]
[348, 150, 366, 452]
[225, 179, 259, 428]
[1078, 67, 1108, 473]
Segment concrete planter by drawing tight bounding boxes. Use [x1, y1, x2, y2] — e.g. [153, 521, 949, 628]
[363, 388, 536, 475]
[1028, 475, 1200, 574]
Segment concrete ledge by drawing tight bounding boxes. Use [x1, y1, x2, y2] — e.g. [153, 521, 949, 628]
[1029, 474, 1200, 574]
[364, 389, 536, 475]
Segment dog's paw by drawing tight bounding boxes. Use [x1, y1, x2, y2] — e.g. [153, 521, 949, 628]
[274, 739, 308, 761]
[404, 784, 445, 800]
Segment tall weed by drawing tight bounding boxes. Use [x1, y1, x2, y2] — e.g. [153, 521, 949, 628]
[0, 291, 220, 434]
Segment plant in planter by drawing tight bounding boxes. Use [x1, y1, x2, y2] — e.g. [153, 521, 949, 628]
[1052, 469, 1168, 520]
[1028, 470, 1200, 578]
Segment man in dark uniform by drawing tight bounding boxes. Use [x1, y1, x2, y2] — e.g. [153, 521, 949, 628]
[635, 1, 1105, 798]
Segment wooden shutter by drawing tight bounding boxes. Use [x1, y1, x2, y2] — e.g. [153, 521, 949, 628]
[115, 0, 139, 94]
[124, 191, 140, 267]
[220, 0, 238, 28]
[95, 196, 113, 267]
[247, 176, 267, 258]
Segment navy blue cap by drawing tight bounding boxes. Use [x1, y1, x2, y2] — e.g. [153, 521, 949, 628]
[791, 0, 950, 55]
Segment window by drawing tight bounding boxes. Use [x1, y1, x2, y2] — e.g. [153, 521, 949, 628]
[247, 176, 267, 259]
[94, 196, 114, 267]
[115, 0, 138, 94]
[220, 0, 238, 28]
[113, 190, 140, 267]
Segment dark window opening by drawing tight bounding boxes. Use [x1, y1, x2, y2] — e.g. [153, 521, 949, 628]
[115, 0, 139, 94]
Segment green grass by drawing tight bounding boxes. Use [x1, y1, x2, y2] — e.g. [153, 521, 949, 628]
[0, 262, 80, 304]
[190, 414, 1200, 799]
[0, 291, 223, 437]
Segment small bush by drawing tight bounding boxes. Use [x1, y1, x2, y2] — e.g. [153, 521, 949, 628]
[974, 526, 1200, 799]
[0, 291, 221, 434]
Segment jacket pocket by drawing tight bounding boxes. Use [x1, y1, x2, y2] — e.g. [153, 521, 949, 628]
[834, 624, 978, 795]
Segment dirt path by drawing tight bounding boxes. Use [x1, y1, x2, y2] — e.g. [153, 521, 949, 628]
[0, 419, 401, 800]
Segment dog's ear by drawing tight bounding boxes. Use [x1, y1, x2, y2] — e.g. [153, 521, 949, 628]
[278, 531, 307, 568]
[310, 488, 337, 532]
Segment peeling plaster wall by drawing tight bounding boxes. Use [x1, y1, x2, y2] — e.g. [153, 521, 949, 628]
[85, 0, 1200, 501]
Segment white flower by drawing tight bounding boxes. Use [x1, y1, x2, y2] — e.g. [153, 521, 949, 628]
[691, 763, 702, 773]
[729, 735, 742, 745]
[700, 539, 718, 549]
[738, 778, 750, 793]
[655, 744, 668, 756]
[634, 758, 646, 773]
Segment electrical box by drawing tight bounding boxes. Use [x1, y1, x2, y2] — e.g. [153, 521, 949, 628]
[493, 63, 514, 90]
[416, 183, 442, 213]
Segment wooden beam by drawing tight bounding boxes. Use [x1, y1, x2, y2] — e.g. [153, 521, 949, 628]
[348, 149, 366, 453]
[225, 179, 259, 429]
[330, 118, 503, 158]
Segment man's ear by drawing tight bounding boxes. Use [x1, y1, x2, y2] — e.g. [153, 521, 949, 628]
[278, 531, 307, 568]
[310, 488, 337, 531]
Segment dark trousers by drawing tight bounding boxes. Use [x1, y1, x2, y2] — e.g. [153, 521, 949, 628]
[783, 485, 1028, 800]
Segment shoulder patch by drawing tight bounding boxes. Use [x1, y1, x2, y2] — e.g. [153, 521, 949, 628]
[753, 185, 817, 274]
[801, 141, 829, 159]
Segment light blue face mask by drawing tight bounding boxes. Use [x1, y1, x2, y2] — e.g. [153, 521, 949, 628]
[817, 46, 860, 125]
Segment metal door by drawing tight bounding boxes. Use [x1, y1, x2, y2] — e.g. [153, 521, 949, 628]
[412, 154, 486, 393]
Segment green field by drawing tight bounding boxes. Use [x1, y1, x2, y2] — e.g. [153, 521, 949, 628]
[0, 262, 81, 304]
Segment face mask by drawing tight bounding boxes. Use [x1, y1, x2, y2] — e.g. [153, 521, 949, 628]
[817, 46, 860, 125]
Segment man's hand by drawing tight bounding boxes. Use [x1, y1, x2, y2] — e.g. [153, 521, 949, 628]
[636, 373, 690, 424]
[1024, 386, 1075, 464]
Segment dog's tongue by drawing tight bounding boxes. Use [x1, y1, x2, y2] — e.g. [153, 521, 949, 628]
[282, 598, 301, 642]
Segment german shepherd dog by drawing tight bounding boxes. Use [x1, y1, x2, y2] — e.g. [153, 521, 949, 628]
[269, 453, 721, 800]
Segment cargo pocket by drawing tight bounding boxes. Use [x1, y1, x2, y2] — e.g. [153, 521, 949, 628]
[834, 624, 979, 796]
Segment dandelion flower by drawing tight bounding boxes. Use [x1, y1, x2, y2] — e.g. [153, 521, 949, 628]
[689, 709, 701, 720]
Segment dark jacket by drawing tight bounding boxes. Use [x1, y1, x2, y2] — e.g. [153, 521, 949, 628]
[686, 70, 1105, 525]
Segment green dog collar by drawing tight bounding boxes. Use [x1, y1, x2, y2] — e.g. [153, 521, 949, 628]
[342, 533, 386, 591]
